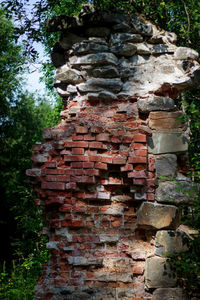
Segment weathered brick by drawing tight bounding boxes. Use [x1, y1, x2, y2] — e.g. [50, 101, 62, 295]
[101, 156, 112, 163]
[71, 148, 84, 155]
[134, 149, 147, 156]
[95, 162, 107, 170]
[66, 182, 77, 190]
[121, 164, 133, 172]
[89, 155, 102, 162]
[84, 169, 100, 176]
[64, 155, 88, 162]
[65, 141, 88, 148]
[112, 157, 126, 164]
[71, 162, 83, 168]
[133, 179, 146, 185]
[84, 134, 95, 141]
[134, 134, 146, 142]
[75, 126, 88, 134]
[128, 171, 147, 178]
[83, 162, 94, 168]
[129, 156, 147, 164]
[72, 134, 83, 141]
[89, 141, 104, 149]
[96, 133, 109, 141]
[41, 182, 65, 190]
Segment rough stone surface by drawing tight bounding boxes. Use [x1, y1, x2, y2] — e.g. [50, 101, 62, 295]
[155, 154, 177, 178]
[155, 181, 193, 204]
[155, 230, 190, 256]
[69, 52, 118, 66]
[72, 41, 109, 54]
[110, 33, 143, 44]
[85, 27, 111, 37]
[152, 288, 189, 300]
[111, 43, 137, 56]
[89, 65, 119, 78]
[175, 47, 199, 60]
[149, 111, 185, 130]
[77, 78, 123, 93]
[56, 65, 83, 83]
[137, 202, 180, 230]
[148, 133, 189, 154]
[137, 97, 175, 112]
[145, 257, 177, 288]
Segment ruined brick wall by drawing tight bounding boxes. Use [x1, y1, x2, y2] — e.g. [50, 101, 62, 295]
[27, 5, 200, 300]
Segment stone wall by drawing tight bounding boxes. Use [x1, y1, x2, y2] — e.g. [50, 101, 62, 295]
[27, 5, 200, 300]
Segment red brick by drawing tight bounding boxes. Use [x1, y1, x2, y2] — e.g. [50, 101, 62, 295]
[84, 169, 100, 176]
[110, 136, 122, 143]
[64, 155, 88, 162]
[147, 193, 155, 201]
[96, 133, 109, 141]
[89, 141, 103, 149]
[32, 144, 41, 151]
[41, 182, 65, 190]
[82, 176, 95, 184]
[134, 134, 146, 142]
[71, 148, 84, 155]
[90, 126, 102, 133]
[134, 149, 147, 156]
[121, 164, 133, 172]
[148, 158, 155, 171]
[134, 164, 146, 171]
[95, 162, 107, 170]
[45, 162, 57, 168]
[46, 175, 70, 182]
[45, 197, 65, 206]
[84, 193, 97, 199]
[72, 134, 83, 141]
[123, 136, 133, 143]
[65, 169, 74, 175]
[72, 206, 85, 213]
[74, 169, 85, 175]
[89, 155, 101, 162]
[66, 182, 76, 190]
[129, 156, 147, 164]
[59, 205, 71, 212]
[65, 141, 88, 148]
[83, 162, 94, 168]
[84, 134, 95, 141]
[70, 176, 82, 183]
[108, 177, 123, 185]
[45, 168, 65, 175]
[75, 126, 88, 134]
[132, 143, 147, 149]
[133, 179, 146, 185]
[101, 156, 112, 164]
[128, 171, 147, 178]
[147, 179, 155, 186]
[112, 157, 126, 165]
[71, 162, 83, 168]
[97, 192, 111, 199]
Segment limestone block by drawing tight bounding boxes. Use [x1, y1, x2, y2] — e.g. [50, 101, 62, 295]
[155, 230, 190, 256]
[72, 42, 109, 54]
[149, 111, 185, 130]
[110, 43, 137, 56]
[69, 52, 118, 66]
[110, 33, 143, 44]
[137, 202, 180, 230]
[155, 154, 177, 178]
[174, 47, 199, 60]
[137, 96, 174, 113]
[56, 65, 83, 83]
[148, 133, 188, 154]
[87, 91, 117, 101]
[152, 288, 189, 300]
[77, 78, 123, 93]
[85, 27, 111, 37]
[155, 181, 193, 204]
[136, 43, 151, 54]
[89, 65, 119, 78]
[145, 257, 177, 288]
[149, 31, 177, 44]
[68, 256, 103, 266]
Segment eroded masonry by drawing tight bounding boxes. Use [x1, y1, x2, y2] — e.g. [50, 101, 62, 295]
[27, 5, 200, 300]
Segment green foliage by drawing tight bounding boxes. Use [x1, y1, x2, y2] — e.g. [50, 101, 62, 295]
[168, 188, 200, 296]
[0, 236, 49, 300]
